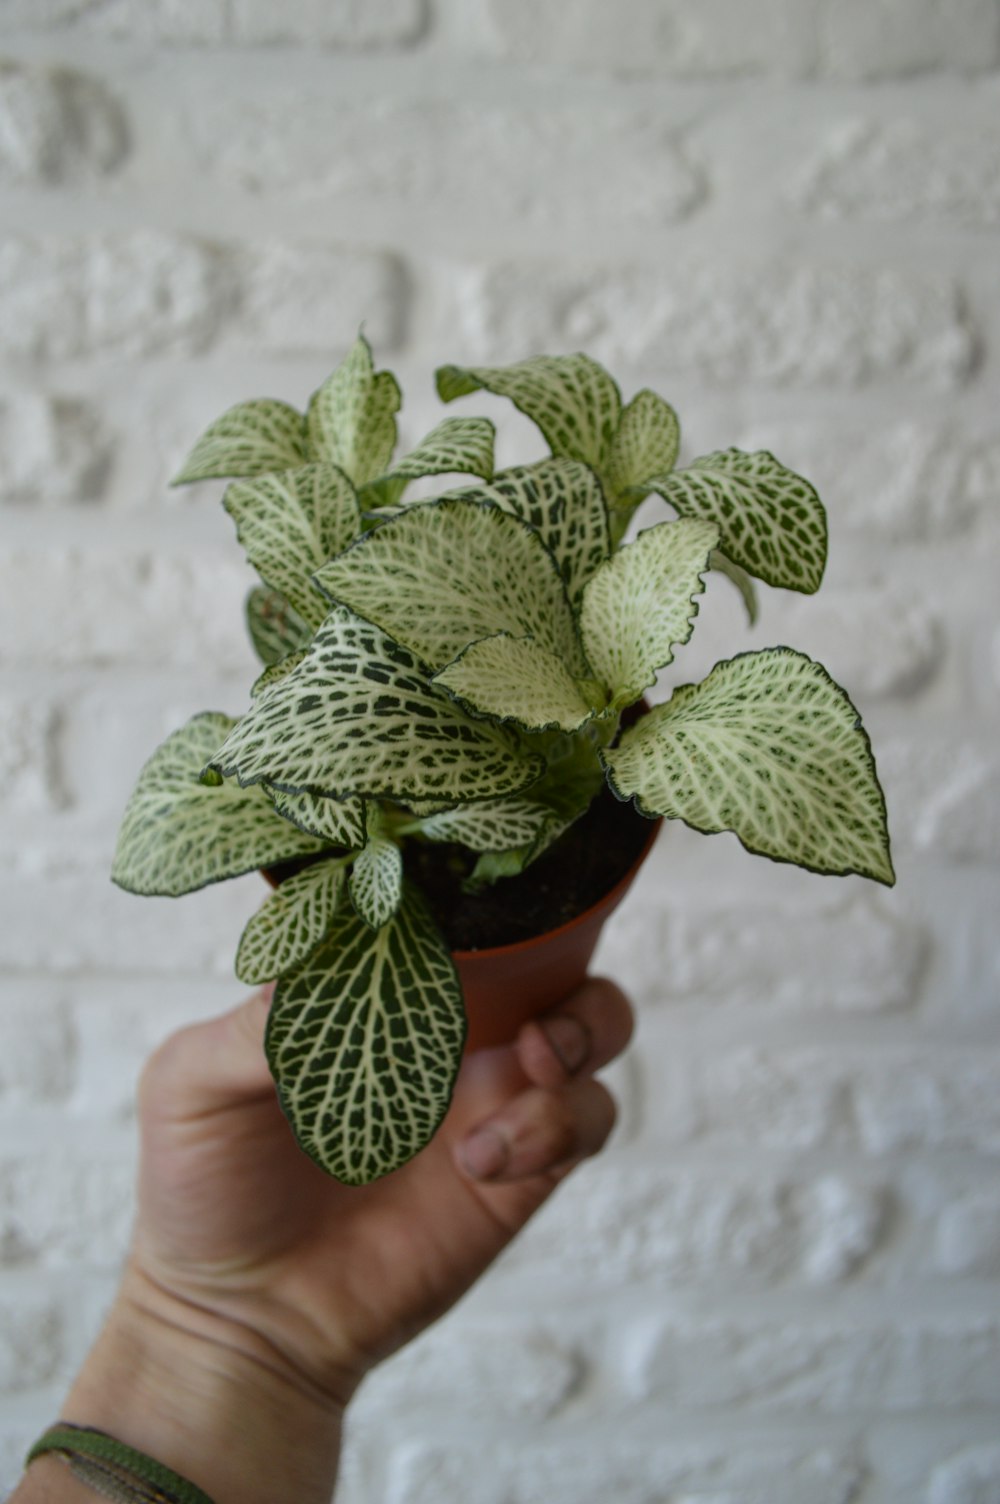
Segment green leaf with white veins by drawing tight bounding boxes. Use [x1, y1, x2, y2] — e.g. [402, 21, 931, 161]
[266, 785, 366, 849]
[236, 859, 346, 985]
[416, 797, 556, 852]
[643, 450, 827, 594]
[266, 885, 465, 1184]
[172, 399, 309, 485]
[225, 465, 362, 629]
[246, 586, 313, 667]
[437, 354, 621, 470]
[580, 517, 719, 706]
[604, 389, 680, 499]
[112, 712, 328, 897]
[211, 606, 545, 804]
[381, 417, 495, 487]
[315, 499, 588, 676]
[307, 336, 401, 487]
[349, 809, 403, 929]
[434, 634, 599, 733]
[603, 648, 895, 885]
[440, 459, 611, 605]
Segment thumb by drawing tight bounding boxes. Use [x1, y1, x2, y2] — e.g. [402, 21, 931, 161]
[138, 986, 277, 1124]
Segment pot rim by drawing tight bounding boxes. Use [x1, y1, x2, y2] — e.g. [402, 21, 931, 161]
[451, 811, 661, 962]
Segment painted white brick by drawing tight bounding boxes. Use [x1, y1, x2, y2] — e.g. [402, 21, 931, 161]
[736, 419, 998, 543]
[852, 1054, 1000, 1156]
[0, 995, 76, 1105]
[0, 232, 224, 360]
[798, 1175, 887, 1284]
[184, 97, 704, 228]
[232, 243, 406, 355]
[792, 118, 1000, 227]
[927, 1445, 1000, 1504]
[934, 1191, 1000, 1278]
[879, 736, 1000, 865]
[0, 697, 65, 813]
[0, 1149, 134, 1269]
[819, 0, 1000, 79]
[0, 1290, 65, 1393]
[0, 547, 253, 669]
[451, 262, 974, 388]
[767, 584, 944, 699]
[388, 1436, 863, 1504]
[0, 59, 126, 186]
[0, 0, 228, 43]
[625, 1315, 1000, 1411]
[0, 395, 112, 504]
[229, 0, 428, 47]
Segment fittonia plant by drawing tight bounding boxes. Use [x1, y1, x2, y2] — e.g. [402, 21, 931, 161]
[113, 337, 894, 1185]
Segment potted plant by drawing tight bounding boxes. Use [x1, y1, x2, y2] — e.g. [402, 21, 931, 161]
[112, 337, 894, 1185]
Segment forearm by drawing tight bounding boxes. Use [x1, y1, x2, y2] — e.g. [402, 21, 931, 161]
[13, 1264, 343, 1504]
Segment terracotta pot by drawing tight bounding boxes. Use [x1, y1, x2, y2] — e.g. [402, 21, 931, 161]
[455, 813, 660, 1053]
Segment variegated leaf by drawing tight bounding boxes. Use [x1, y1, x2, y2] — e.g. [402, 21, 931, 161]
[246, 586, 313, 667]
[266, 885, 465, 1183]
[211, 606, 545, 804]
[380, 416, 495, 486]
[711, 549, 759, 626]
[436, 354, 621, 470]
[224, 465, 362, 628]
[604, 388, 680, 501]
[349, 810, 403, 929]
[307, 335, 401, 487]
[252, 650, 308, 698]
[112, 712, 328, 897]
[467, 741, 605, 885]
[441, 459, 611, 604]
[415, 797, 556, 852]
[235, 859, 347, 985]
[644, 450, 827, 594]
[580, 518, 718, 705]
[266, 785, 366, 848]
[315, 499, 588, 676]
[434, 633, 599, 732]
[172, 398, 309, 485]
[603, 649, 895, 885]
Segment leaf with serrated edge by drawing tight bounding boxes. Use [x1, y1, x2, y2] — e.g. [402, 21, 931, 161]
[211, 606, 544, 804]
[437, 354, 621, 470]
[252, 650, 308, 698]
[381, 416, 495, 485]
[246, 586, 313, 667]
[710, 549, 759, 626]
[434, 634, 598, 732]
[112, 712, 328, 897]
[644, 450, 827, 594]
[603, 648, 895, 885]
[224, 465, 362, 629]
[580, 518, 718, 706]
[604, 389, 680, 499]
[316, 499, 588, 676]
[266, 885, 465, 1183]
[440, 459, 611, 605]
[307, 335, 401, 487]
[236, 859, 346, 985]
[349, 810, 403, 929]
[417, 797, 555, 852]
[172, 399, 309, 485]
[266, 785, 366, 848]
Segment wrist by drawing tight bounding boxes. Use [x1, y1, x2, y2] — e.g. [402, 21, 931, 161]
[53, 1263, 343, 1504]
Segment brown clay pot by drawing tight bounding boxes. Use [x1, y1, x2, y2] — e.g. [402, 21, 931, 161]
[455, 814, 660, 1053]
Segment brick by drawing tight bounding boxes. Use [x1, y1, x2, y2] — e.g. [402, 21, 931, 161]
[0, 59, 126, 185]
[184, 97, 704, 227]
[0, 0, 228, 42]
[851, 1053, 1000, 1155]
[229, 0, 428, 47]
[0, 994, 76, 1104]
[819, 0, 1000, 79]
[934, 1191, 1000, 1277]
[0, 1149, 134, 1269]
[792, 118, 1000, 227]
[769, 585, 944, 699]
[625, 1314, 1000, 1411]
[451, 261, 974, 388]
[735, 418, 997, 543]
[0, 232, 224, 360]
[483, 0, 818, 77]
[0, 395, 113, 504]
[232, 243, 406, 355]
[879, 736, 1000, 864]
[927, 1445, 1000, 1504]
[387, 1436, 863, 1504]
[0, 697, 66, 814]
[0, 1290, 66, 1393]
[0, 547, 252, 669]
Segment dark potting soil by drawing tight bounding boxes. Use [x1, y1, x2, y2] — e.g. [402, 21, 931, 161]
[405, 786, 656, 952]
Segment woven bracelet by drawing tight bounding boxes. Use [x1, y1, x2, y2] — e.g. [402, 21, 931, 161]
[26, 1423, 217, 1504]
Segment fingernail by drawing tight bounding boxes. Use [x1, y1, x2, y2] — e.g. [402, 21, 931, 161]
[460, 1126, 509, 1181]
[543, 1015, 589, 1074]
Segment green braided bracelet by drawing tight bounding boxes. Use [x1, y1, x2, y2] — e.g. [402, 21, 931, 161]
[26, 1423, 217, 1504]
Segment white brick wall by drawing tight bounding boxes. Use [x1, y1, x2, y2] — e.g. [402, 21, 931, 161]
[1, 3, 998, 1500]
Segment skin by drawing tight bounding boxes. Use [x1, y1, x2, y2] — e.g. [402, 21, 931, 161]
[14, 975, 633, 1504]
